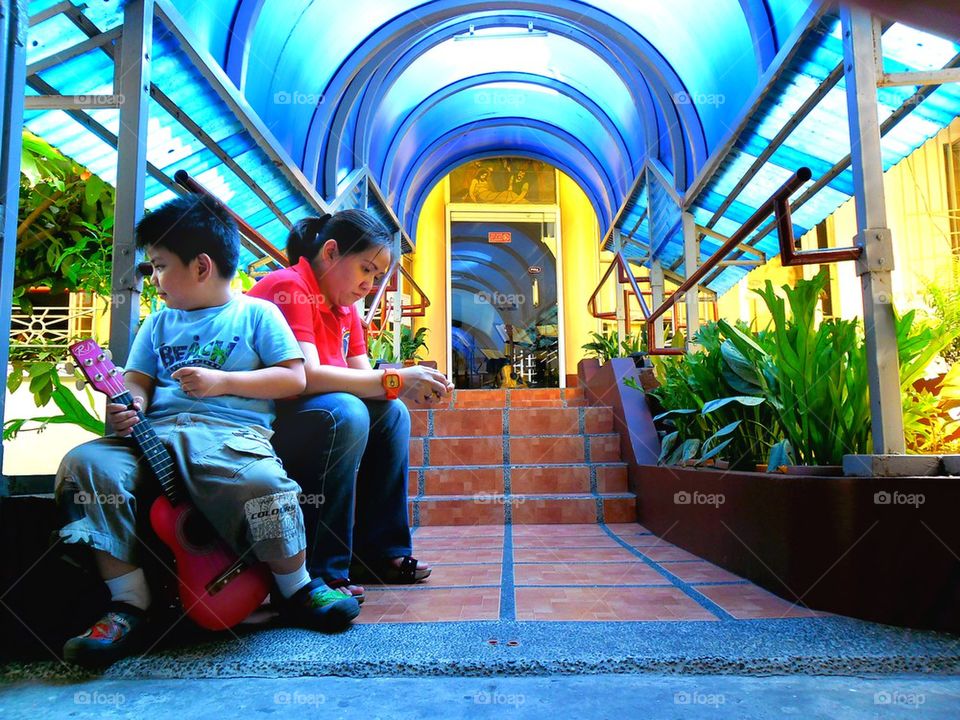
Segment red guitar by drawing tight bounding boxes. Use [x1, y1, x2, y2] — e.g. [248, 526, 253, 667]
[68, 339, 271, 631]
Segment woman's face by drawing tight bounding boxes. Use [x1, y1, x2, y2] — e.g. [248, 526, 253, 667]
[313, 241, 391, 306]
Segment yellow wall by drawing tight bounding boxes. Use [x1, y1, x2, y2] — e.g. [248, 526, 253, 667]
[718, 116, 960, 327]
[411, 181, 448, 373]
[558, 172, 603, 380]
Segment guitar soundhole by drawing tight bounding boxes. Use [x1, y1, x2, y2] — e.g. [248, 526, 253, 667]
[178, 508, 218, 554]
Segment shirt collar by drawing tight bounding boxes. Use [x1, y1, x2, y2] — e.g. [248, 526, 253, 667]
[293, 255, 350, 317]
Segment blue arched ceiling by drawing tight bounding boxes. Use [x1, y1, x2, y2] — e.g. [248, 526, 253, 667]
[170, 0, 812, 237]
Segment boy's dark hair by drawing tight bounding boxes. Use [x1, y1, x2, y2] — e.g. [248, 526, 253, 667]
[135, 195, 239, 279]
[286, 209, 392, 266]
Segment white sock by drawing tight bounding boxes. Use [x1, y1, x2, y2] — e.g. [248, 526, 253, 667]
[272, 562, 312, 599]
[105, 568, 151, 611]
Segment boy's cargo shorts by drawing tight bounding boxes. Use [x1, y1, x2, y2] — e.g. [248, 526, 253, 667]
[54, 414, 306, 565]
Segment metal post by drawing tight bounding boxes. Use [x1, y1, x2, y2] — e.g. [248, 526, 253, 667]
[613, 229, 626, 343]
[109, 0, 153, 365]
[841, 6, 905, 454]
[650, 259, 665, 347]
[392, 231, 402, 362]
[682, 211, 700, 346]
[0, 0, 27, 490]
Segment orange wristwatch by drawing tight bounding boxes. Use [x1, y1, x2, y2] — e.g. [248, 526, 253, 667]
[381, 369, 402, 400]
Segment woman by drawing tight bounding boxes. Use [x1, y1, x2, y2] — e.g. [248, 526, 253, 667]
[248, 210, 454, 600]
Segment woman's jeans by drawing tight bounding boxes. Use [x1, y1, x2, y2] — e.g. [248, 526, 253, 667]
[271, 393, 413, 582]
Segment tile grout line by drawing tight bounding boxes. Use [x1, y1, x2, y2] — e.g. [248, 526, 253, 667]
[599, 523, 736, 621]
[502, 396, 511, 524]
[499, 520, 517, 621]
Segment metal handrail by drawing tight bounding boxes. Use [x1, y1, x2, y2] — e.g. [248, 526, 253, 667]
[646, 167, 813, 355]
[362, 262, 431, 334]
[587, 250, 652, 326]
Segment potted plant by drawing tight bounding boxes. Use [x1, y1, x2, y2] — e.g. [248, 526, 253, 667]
[367, 326, 430, 367]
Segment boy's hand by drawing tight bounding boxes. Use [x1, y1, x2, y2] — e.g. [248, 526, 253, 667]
[171, 367, 229, 398]
[107, 396, 144, 436]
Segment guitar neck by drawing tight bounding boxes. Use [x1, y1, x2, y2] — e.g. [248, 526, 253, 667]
[112, 390, 182, 505]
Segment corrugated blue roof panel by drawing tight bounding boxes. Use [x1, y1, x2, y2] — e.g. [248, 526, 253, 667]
[632, 12, 960, 297]
[23, 0, 325, 270]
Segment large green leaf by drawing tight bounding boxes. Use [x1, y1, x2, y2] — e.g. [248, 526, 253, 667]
[665, 438, 701, 466]
[697, 437, 733, 465]
[653, 408, 698, 422]
[720, 340, 762, 392]
[701, 420, 742, 453]
[700, 395, 765, 414]
[766, 439, 795, 472]
[658, 431, 680, 465]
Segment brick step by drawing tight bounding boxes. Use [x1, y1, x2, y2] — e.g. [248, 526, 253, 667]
[404, 388, 588, 411]
[408, 463, 629, 495]
[409, 406, 614, 438]
[410, 494, 637, 525]
[409, 433, 623, 466]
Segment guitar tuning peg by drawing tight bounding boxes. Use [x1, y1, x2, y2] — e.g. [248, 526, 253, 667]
[75, 378, 86, 391]
[64, 361, 76, 374]
[103, 349, 112, 361]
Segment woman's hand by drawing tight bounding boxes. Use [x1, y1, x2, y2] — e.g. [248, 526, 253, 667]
[106, 396, 144, 436]
[397, 365, 454, 404]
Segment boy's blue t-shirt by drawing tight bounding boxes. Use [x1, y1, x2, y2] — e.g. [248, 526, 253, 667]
[125, 295, 304, 429]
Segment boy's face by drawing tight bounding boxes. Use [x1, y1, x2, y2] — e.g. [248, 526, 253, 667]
[144, 245, 206, 310]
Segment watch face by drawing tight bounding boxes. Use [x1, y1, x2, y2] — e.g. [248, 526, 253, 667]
[385, 374, 401, 389]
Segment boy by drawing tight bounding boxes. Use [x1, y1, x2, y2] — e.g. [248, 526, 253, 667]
[55, 195, 359, 668]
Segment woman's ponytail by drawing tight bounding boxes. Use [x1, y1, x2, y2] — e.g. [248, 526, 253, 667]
[286, 213, 331, 265]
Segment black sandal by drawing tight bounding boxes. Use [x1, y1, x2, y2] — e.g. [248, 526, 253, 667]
[352, 556, 431, 584]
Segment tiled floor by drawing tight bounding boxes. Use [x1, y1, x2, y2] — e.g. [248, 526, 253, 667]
[358, 523, 826, 623]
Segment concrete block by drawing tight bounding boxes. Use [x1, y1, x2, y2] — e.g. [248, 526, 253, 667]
[843, 454, 942, 477]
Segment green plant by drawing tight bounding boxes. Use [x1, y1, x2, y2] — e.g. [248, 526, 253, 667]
[581, 328, 645, 364]
[922, 257, 960, 365]
[720, 270, 872, 466]
[367, 326, 429, 363]
[3, 361, 104, 440]
[896, 308, 960, 453]
[14, 132, 116, 314]
[648, 321, 778, 470]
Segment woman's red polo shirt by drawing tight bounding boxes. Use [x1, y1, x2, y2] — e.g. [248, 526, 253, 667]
[246, 256, 366, 366]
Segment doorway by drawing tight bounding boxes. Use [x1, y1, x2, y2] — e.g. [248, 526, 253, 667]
[446, 210, 563, 389]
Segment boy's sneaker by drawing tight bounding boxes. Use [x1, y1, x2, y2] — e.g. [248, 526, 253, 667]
[275, 578, 360, 631]
[63, 602, 149, 668]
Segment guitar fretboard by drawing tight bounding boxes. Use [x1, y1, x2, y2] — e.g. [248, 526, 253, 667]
[113, 391, 182, 505]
